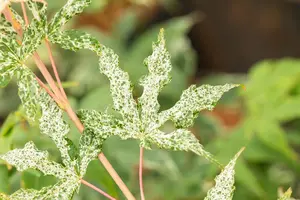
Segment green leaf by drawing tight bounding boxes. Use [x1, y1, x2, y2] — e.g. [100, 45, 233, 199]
[158, 84, 238, 128]
[204, 148, 245, 200]
[0, 111, 18, 137]
[49, 30, 101, 53]
[0, 165, 9, 193]
[48, 0, 91, 35]
[273, 96, 300, 122]
[138, 29, 172, 129]
[256, 122, 297, 161]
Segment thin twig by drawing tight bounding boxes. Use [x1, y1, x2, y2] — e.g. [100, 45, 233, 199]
[20, 2, 29, 25]
[45, 39, 68, 99]
[139, 147, 145, 200]
[33, 53, 66, 104]
[80, 179, 116, 200]
[98, 154, 136, 200]
[35, 76, 60, 103]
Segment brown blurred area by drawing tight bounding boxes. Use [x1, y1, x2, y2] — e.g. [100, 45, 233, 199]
[76, 0, 300, 76]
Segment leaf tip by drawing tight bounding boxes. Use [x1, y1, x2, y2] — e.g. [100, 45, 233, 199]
[158, 28, 166, 44]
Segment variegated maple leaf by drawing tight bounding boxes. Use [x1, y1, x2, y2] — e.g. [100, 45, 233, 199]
[50, 28, 238, 165]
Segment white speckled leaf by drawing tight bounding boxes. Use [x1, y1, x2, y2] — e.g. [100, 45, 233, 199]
[9, 179, 80, 200]
[20, 13, 46, 60]
[204, 148, 245, 200]
[38, 91, 74, 168]
[0, 142, 80, 200]
[48, 0, 91, 35]
[17, 67, 40, 122]
[0, 141, 69, 179]
[26, 0, 47, 21]
[98, 46, 140, 131]
[158, 84, 239, 128]
[78, 129, 105, 176]
[17, 67, 73, 167]
[78, 109, 126, 175]
[0, 15, 20, 60]
[148, 129, 220, 166]
[0, 63, 17, 87]
[48, 30, 101, 53]
[278, 188, 293, 200]
[0, 15, 17, 39]
[3, 178, 79, 200]
[78, 109, 126, 138]
[138, 29, 171, 130]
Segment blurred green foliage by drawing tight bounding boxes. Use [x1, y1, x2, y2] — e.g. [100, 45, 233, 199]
[1, 1, 300, 199]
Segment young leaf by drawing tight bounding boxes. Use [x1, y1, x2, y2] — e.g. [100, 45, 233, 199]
[204, 147, 245, 200]
[48, 0, 91, 35]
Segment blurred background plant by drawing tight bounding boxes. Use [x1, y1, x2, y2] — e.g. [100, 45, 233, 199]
[1, 0, 300, 199]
